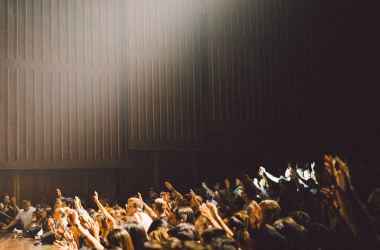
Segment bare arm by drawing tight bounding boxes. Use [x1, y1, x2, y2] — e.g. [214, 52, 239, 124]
[137, 192, 158, 220]
[93, 191, 116, 228]
[165, 182, 183, 200]
[68, 209, 104, 250]
[206, 203, 234, 238]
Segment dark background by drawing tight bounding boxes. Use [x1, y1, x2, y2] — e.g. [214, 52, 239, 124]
[0, 0, 378, 205]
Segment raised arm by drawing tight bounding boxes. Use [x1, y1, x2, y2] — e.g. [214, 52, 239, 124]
[137, 192, 158, 220]
[67, 209, 104, 250]
[93, 191, 116, 228]
[165, 181, 183, 200]
[261, 167, 280, 183]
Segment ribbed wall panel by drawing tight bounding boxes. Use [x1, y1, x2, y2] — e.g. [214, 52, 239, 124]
[126, 0, 205, 148]
[0, 0, 128, 168]
[207, 0, 324, 130]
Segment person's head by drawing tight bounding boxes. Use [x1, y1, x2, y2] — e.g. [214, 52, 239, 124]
[21, 200, 32, 210]
[149, 187, 158, 199]
[124, 223, 148, 250]
[147, 219, 171, 235]
[175, 207, 195, 225]
[259, 200, 281, 225]
[201, 228, 226, 244]
[153, 198, 167, 215]
[227, 211, 249, 232]
[106, 227, 134, 250]
[2, 194, 10, 204]
[62, 197, 74, 208]
[227, 211, 250, 248]
[274, 217, 307, 250]
[210, 236, 239, 250]
[39, 208, 50, 220]
[168, 223, 199, 241]
[149, 226, 170, 243]
[241, 181, 256, 203]
[126, 198, 143, 216]
[235, 179, 241, 187]
[288, 211, 311, 227]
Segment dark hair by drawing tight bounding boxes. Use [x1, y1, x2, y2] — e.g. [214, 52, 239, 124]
[288, 211, 311, 227]
[168, 223, 199, 241]
[21, 200, 31, 207]
[147, 219, 171, 235]
[107, 227, 134, 250]
[201, 228, 226, 244]
[62, 197, 74, 208]
[153, 198, 166, 214]
[124, 223, 148, 250]
[210, 237, 239, 250]
[175, 207, 195, 224]
[259, 200, 281, 225]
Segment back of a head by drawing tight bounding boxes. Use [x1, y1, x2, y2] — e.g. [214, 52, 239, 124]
[168, 223, 199, 241]
[153, 198, 167, 214]
[148, 226, 170, 243]
[227, 210, 249, 232]
[124, 222, 148, 250]
[176, 207, 195, 225]
[107, 228, 135, 250]
[147, 219, 171, 235]
[210, 237, 238, 250]
[259, 200, 281, 225]
[288, 211, 311, 227]
[201, 228, 226, 244]
[274, 217, 306, 249]
[21, 200, 32, 209]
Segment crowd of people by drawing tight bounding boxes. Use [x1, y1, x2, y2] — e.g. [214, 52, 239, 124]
[0, 155, 379, 249]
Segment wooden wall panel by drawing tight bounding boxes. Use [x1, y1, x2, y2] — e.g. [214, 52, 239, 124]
[207, 0, 324, 131]
[126, 0, 205, 149]
[0, 0, 128, 169]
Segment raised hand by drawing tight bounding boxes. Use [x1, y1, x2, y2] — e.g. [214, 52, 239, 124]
[67, 209, 80, 227]
[199, 205, 213, 221]
[224, 178, 231, 189]
[189, 189, 196, 197]
[56, 188, 62, 198]
[164, 181, 174, 191]
[206, 202, 219, 218]
[323, 155, 335, 177]
[87, 218, 100, 240]
[74, 196, 82, 209]
[335, 156, 351, 188]
[258, 167, 263, 176]
[137, 192, 143, 201]
[93, 191, 99, 201]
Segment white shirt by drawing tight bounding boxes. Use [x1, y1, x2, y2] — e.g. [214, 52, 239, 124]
[15, 207, 36, 229]
[133, 211, 153, 232]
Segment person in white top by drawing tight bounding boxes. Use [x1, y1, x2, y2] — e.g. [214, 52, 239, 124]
[2, 200, 36, 231]
[126, 197, 152, 232]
